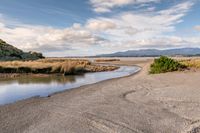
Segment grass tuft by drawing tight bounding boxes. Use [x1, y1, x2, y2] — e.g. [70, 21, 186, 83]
[179, 59, 200, 69]
[95, 59, 120, 62]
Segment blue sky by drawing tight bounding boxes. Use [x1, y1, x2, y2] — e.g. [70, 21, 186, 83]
[0, 0, 92, 27]
[0, 0, 199, 56]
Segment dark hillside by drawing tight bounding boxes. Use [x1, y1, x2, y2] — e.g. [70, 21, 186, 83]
[0, 39, 44, 61]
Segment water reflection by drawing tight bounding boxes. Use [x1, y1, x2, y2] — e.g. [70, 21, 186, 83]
[0, 66, 140, 105]
[0, 75, 79, 85]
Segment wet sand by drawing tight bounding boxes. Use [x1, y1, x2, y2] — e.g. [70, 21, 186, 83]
[0, 58, 200, 133]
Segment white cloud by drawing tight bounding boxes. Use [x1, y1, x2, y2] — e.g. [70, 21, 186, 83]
[194, 25, 200, 31]
[0, 1, 197, 56]
[90, 0, 160, 13]
[159, 1, 193, 15]
[88, 1, 194, 41]
[126, 36, 187, 48]
[99, 36, 200, 54]
[86, 19, 116, 31]
[0, 20, 105, 55]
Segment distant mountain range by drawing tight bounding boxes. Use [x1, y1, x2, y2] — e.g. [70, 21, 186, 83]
[0, 39, 44, 61]
[97, 48, 200, 57]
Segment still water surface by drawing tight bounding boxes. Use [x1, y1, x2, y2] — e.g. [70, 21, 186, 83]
[0, 66, 140, 105]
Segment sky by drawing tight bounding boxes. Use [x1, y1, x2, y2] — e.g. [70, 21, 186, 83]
[0, 0, 200, 56]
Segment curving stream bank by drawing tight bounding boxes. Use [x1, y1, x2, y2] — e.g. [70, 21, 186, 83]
[0, 66, 140, 105]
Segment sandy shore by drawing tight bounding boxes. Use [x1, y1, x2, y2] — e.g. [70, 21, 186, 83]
[0, 58, 200, 133]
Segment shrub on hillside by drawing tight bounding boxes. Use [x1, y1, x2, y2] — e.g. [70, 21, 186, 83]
[150, 56, 186, 74]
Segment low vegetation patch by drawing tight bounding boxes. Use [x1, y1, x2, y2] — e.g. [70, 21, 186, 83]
[179, 59, 200, 69]
[150, 56, 186, 74]
[0, 58, 119, 76]
[95, 59, 120, 62]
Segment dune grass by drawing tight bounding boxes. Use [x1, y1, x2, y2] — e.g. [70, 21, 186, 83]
[179, 59, 200, 69]
[95, 59, 120, 62]
[0, 58, 119, 75]
[150, 56, 186, 74]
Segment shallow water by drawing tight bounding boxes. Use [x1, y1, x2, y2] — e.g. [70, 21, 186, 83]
[0, 66, 140, 105]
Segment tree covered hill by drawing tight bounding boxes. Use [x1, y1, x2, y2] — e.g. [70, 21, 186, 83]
[0, 39, 44, 61]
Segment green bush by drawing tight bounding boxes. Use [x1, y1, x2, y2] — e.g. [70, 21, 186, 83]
[150, 56, 186, 74]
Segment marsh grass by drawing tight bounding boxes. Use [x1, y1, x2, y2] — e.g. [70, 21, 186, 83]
[0, 58, 118, 75]
[179, 59, 200, 69]
[95, 59, 120, 62]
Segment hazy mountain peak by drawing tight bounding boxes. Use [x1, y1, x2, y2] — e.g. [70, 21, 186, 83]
[97, 48, 200, 57]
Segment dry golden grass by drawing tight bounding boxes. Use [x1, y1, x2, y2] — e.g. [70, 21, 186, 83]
[0, 58, 118, 75]
[95, 59, 120, 62]
[179, 59, 200, 69]
[0, 58, 90, 68]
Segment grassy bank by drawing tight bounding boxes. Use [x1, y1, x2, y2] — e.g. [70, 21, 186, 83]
[0, 58, 119, 76]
